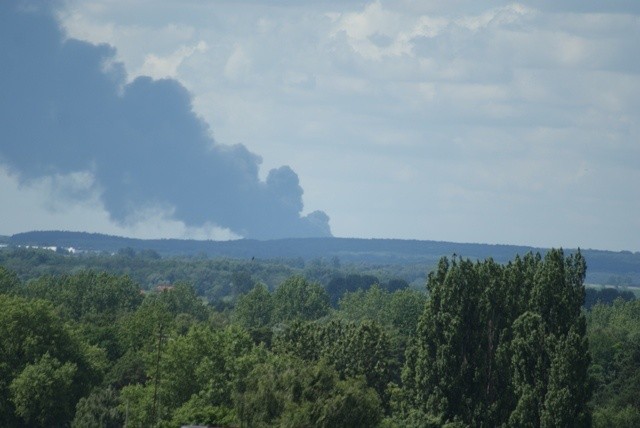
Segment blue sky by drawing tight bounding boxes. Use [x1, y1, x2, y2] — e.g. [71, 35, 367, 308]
[1, 1, 639, 250]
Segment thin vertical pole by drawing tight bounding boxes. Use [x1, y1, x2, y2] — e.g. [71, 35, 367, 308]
[151, 324, 164, 427]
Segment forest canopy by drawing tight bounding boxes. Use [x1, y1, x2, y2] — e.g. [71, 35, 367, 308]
[0, 249, 638, 427]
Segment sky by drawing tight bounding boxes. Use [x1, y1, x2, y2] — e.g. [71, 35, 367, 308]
[1, 0, 639, 251]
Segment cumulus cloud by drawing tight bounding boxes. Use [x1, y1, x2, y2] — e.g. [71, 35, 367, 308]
[0, 1, 331, 240]
[137, 40, 207, 80]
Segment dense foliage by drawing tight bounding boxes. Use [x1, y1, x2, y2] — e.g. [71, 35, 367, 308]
[0, 247, 427, 300]
[401, 251, 591, 426]
[0, 248, 637, 427]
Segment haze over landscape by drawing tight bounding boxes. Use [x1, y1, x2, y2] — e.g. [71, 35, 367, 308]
[1, 0, 639, 251]
[3, 3, 640, 426]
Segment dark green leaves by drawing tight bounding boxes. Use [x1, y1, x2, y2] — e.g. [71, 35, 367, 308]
[403, 250, 591, 426]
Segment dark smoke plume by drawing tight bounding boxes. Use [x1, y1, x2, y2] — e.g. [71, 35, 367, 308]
[0, 1, 331, 239]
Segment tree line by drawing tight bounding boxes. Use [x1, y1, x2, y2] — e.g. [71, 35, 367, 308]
[0, 249, 638, 426]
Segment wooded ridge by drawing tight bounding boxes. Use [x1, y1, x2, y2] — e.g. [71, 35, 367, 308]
[10, 230, 640, 285]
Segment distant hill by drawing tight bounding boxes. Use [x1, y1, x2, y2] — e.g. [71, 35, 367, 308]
[9, 230, 640, 285]
[9, 230, 543, 261]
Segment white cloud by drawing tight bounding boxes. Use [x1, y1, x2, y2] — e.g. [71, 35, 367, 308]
[137, 40, 207, 80]
[0, 165, 238, 240]
[331, 1, 415, 60]
[223, 44, 252, 81]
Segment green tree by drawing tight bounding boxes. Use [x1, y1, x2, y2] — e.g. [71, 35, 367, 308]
[236, 354, 382, 428]
[234, 283, 274, 329]
[119, 384, 154, 428]
[120, 324, 257, 427]
[541, 327, 591, 427]
[326, 273, 379, 306]
[530, 249, 586, 337]
[232, 269, 256, 297]
[10, 353, 78, 427]
[169, 394, 236, 428]
[530, 250, 591, 427]
[19, 271, 144, 361]
[24, 271, 142, 321]
[273, 319, 321, 361]
[274, 319, 395, 409]
[404, 257, 496, 425]
[320, 320, 395, 406]
[272, 276, 329, 323]
[0, 294, 102, 426]
[588, 299, 640, 427]
[71, 387, 124, 428]
[102, 349, 147, 389]
[338, 285, 426, 339]
[338, 284, 390, 324]
[315, 375, 383, 428]
[592, 405, 640, 428]
[388, 288, 427, 337]
[0, 265, 20, 294]
[507, 312, 549, 427]
[402, 250, 591, 426]
[153, 282, 209, 321]
[116, 297, 173, 354]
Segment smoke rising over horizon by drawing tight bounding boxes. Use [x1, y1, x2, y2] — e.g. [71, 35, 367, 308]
[0, 1, 331, 240]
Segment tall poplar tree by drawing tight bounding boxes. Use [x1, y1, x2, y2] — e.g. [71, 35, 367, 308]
[402, 249, 591, 427]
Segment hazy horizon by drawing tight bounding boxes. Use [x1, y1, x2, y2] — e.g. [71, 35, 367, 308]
[1, 0, 639, 251]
